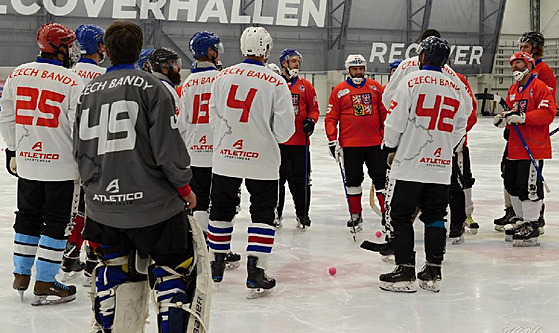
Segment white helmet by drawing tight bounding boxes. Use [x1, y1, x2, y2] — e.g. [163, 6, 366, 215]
[345, 54, 367, 72]
[240, 27, 273, 58]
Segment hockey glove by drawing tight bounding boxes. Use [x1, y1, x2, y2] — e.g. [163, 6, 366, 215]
[382, 145, 397, 167]
[5, 149, 17, 177]
[303, 118, 315, 137]
[506, 112, 526, 125]
[328, 140, 341, 162]
[493, 114, 506, 128]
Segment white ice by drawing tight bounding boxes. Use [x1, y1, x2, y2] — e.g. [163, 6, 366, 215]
[1, 117, 558, 333]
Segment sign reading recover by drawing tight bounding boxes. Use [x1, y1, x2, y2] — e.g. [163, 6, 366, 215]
[370, 42, 484, 66]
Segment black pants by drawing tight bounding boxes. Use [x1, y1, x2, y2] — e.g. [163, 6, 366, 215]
[504, 159, 544, 201]
[342, 146, 386, 190]
[190, 166, 212, 213]
[449, 145, 474, 233]
[210, 174, 278, 225]
[15, 178, 75, 239]
[387, 179, 448, 265]
[277, 144, 310, 219]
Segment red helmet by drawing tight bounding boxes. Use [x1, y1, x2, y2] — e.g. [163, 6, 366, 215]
[509, 51, 535, 70]
[37, 23, 76, 54]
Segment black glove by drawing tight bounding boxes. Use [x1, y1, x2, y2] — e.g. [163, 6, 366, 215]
[303, 118, 315, 137]
[382, 145, 397, 167]
[5, 149, 17, 177]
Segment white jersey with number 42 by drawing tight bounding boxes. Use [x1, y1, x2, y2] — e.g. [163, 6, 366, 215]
[209, 61, 295, 180]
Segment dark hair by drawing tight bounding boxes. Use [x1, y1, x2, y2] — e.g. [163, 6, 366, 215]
[105, 21, 143, 65]
[421, 29, 441, 41]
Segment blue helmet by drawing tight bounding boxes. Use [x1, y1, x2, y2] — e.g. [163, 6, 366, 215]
[389, 58, 403, 71]
[75, 24, 104, 55]
[279, 48, 302, 66]
[189, 31, 223, 58]
[419, 36, 450, 67]
[136, 48, 154, 71]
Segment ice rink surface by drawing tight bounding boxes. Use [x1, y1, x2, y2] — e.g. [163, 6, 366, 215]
[0, 117, 558, 333]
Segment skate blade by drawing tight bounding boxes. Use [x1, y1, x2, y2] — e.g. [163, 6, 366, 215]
[31, 294, 76, 306]
[379, 281, 417, 293]
[82, 276, 92, 287]
[465, 226, 478, 234]
[494, 225, 506, 232]
[450, 236, 464, 245]
[17, 290, 24, 302]
[419, 280, 440, 293]
[296, 224, 308, 232]
[539, 227, 545, 235]
[381, 255, 395, 263]
[513, 238, 540, 247]
[504, 234, 513, 242]
[349, 225, 363, 234]
[246, 288, 273, 299]
[225, 261, 241, 270]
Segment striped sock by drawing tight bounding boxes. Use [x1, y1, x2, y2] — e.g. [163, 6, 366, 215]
[35, 235, 66, 282]
[13, 233, 39, 276]
[207, 220, 233, 254]
[247, 223, 276, 269]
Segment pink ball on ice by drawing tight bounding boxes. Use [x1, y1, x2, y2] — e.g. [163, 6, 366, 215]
[328, 266, 337, 275]
[375, 231, 383, 238]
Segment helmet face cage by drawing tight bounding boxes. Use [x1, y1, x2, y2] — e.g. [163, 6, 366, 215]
[419, 36, 450, 67]
[76, 24, 104, 55]
[189, 31, 223, 58]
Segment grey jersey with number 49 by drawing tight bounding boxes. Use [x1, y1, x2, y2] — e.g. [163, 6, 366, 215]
[74, 67, 192, 229]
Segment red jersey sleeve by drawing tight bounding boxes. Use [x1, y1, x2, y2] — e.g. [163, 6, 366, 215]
[325, 86, 341, 142]
[304, 80, 320, 122]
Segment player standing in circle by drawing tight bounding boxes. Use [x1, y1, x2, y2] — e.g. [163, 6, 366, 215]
[324, 54, 388, 233]
[62, 23, 107, 286]
[207, 26, 294, 298]
[0, 22, 83, 305]
[276, 48, 319, 230]
[76, 21, 210, 333]
[493, 51, 555, 247]
[379, 37, 468, 293]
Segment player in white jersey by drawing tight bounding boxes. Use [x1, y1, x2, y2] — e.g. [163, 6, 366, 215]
[207, 26, 295, 298]
[0, 23, 83, 305]
[379, 37, 468, 293]
[62, 23, 107, 286]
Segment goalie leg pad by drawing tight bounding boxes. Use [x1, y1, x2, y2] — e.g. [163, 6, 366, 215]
[112, 280, 150, 333]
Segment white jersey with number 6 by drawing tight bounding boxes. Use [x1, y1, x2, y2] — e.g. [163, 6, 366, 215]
[384, 67, 468, 185]
[209, 60, 295, 180]
[0, 59, 84, 181]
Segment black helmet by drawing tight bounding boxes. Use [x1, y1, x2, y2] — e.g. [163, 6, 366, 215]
[519, 31, 545, 47]
[419, 36, 451, 67]
[149, 48, 180, 73]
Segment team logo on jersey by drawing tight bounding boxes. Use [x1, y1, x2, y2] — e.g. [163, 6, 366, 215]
[338, 89, 350, 98]
[299, 85, 305, 92]
[199, 136, 207, 144]
[513, 100, 528, 113]
[233, 139, 244, 150]
[106, 179, 120, 194]
[291, 94, 300, 115]
[190, 135, 213, 152]
[351, 93, 373, 116]
[92, 178, 143, 203]
[219, 139, 259, 160]
[369, 85, 378, 91]
[32, 141, 43, 151]
[434, 147, 442, 158]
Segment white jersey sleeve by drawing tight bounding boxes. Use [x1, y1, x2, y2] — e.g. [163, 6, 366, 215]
[73, 61, 106, 84]
[383, 56, 419, 108]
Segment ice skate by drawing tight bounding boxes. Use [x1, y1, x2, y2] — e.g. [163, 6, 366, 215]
[211, 253, 226, 282]
[464, 216, 479, 234]
[417, 263, 442, 293]
[273, 215, 283, 230]
[504, 217, 524, 242]
[246, 256, 275, 299]
[225, 251, 241, 270]
[13, 273, 31, 302]
[296, 216, 311, 231]
[347, 212, 363, 233]
[32, 280, 77, 306]
[61, 243, 84, 281]
[448, 227, 464, 245]
[494, 207, 515, 231]
[379, 265, 417, 293]
[512, 221, 540, 247]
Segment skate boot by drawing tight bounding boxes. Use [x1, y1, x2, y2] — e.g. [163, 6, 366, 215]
[379, 265, 416, 293]
[417, 263, 442, 293]
[83, 245, 98, 287]
[494, 207, 515, 231]
[225, 251, 241, 270]
[504, 217, 524, 242]
[448, 226, 464, 245]
[211, 253, 226, 283]
[512, 221, 540, 247]
[538, 203, 545, 235]
[32, 280, 77, 306]
[273, 215, 283, 230]
[296, 216, 311, 231]
[347, 212, 363, 233]
[61, 242, 84, 281]
[13, 273, 31, 302]
[464, 215, 479, 234]
[246, 256, 276, 299]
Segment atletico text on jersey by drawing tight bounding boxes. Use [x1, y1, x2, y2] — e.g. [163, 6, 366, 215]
[179, 66, 220, 167]
[209, 59, 295, 180]
[505, 75, 555, 160]
[0, 58, 85, 181]
[74, 64, 192, 229]
[533, 59, 557, 104]
[283, 76, 320, 145]
[383, 67, 469, 185]
[325, 78, 387, 147]
[383, 56, 473, 120]
[72, 58, 106, 84]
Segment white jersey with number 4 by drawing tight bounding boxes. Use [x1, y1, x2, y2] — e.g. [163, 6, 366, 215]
[0, 59, 84, 181]
[209, 60, 295, 180]
[383, 67, 468, 185]
[179, 67, 220, 167]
